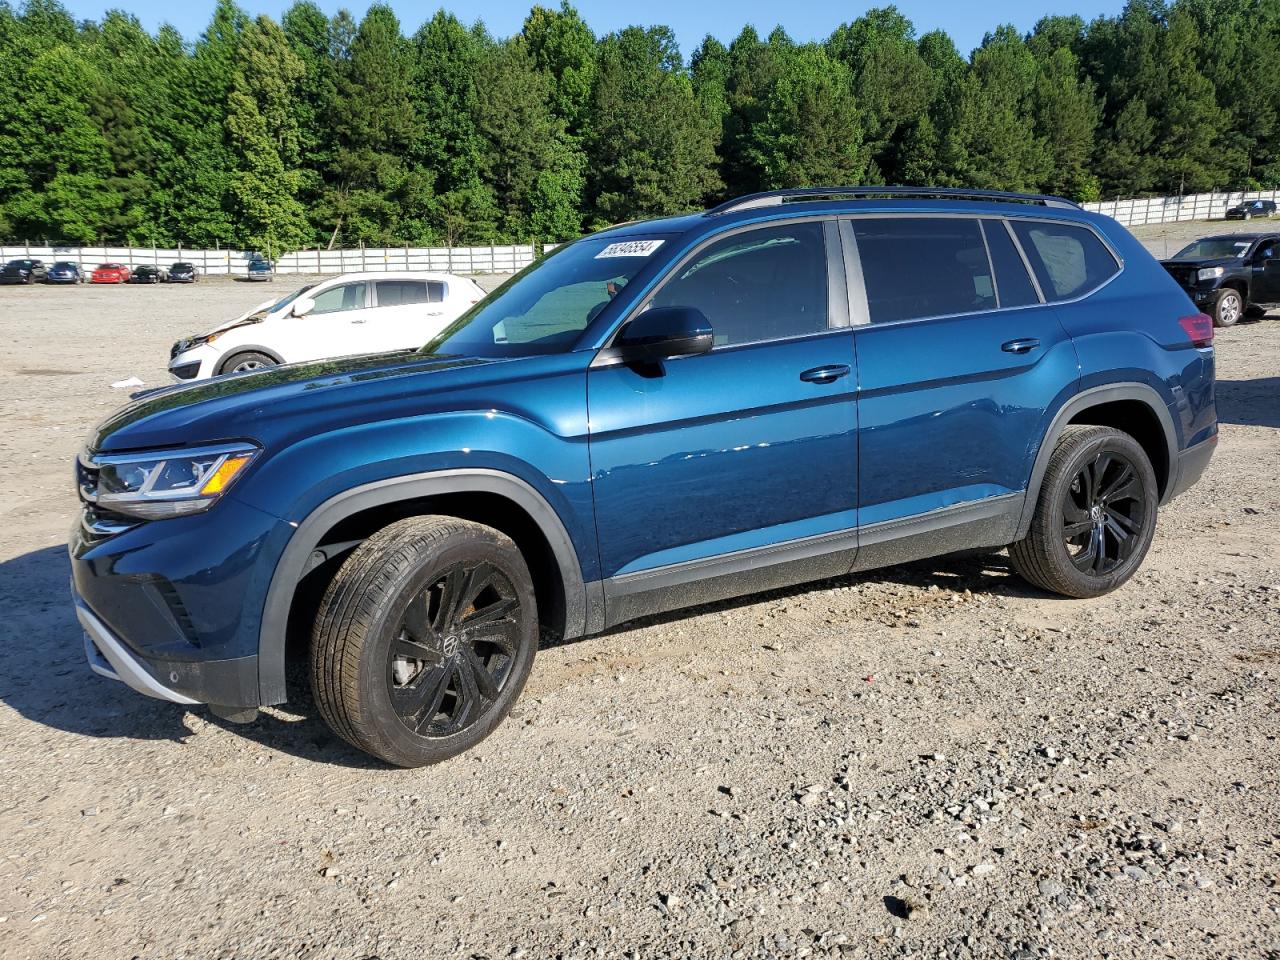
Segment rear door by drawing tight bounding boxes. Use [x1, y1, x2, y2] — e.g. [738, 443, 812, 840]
[364, 279, 440, 352]
[849, 215, 1082, 539]
[587, 219, 859, 622]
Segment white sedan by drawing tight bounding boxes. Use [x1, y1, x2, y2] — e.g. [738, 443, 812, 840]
[167, 272, 487, 381]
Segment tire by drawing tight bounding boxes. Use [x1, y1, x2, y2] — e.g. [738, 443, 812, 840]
[1211, 287, 1243, 327]
[1009, 425, 1158, 599]
[310, 516, 538, 767]
[1244, 211, 1253, 221]
[216, 351, 277, 375]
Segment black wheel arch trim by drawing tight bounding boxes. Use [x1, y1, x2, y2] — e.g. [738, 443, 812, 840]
[1016, 382, 1179, 540]
[256, 468, 591, 705]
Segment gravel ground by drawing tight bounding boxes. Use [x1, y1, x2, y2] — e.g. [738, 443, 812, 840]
[0, 221, 1278, 960]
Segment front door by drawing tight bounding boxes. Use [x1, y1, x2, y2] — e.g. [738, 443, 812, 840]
[587, 220, 859, 624]
[291, 280, 375, 361]
[1250, 237, 1280, 304]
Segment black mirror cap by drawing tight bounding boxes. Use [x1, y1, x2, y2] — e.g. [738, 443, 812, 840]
[616, 306, 714, 363]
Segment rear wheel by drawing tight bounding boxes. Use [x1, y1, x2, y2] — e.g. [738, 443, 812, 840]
[1009, 425, 1158, 598]
[1211, 287, 1243, 327]
[217, 351, 277, 375]
[310, 516, 538, 767]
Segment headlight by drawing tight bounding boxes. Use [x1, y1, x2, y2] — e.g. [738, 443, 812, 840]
[1197, 267, 1225, 281]
[83, 443, 259, 519]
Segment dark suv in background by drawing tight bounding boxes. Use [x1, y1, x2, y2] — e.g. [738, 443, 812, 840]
[1225, 198, 1276, 220]
[1, 258, 47, 284]
[71, 186, 1217, 767]
[1161, 233, 1280, 326]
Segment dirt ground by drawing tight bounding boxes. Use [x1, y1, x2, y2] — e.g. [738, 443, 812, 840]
[0, 221, 1277, 960]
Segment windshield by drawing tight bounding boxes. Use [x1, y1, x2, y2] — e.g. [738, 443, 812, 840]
[423, 236, 666, 357]
[6, 260, 32, 268]
[267, 283, 315, 313]
[1173, 238, 1252, 259]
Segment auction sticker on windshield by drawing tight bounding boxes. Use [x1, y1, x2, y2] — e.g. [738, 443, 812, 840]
[595, 240, 665, 259]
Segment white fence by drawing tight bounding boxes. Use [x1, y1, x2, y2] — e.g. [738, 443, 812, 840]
[0, 243, 539, 276]
[1084, 189, 1280, 226]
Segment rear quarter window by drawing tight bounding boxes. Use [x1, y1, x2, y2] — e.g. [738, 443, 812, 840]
[1010, 220, 1119, 301]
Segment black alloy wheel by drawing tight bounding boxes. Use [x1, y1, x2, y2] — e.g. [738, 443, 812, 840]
[386, 559, 521, 738]
[1060, 448, 1147, 576]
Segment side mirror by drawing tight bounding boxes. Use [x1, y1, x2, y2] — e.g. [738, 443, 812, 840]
[291, 297, 316, 318]
[616, 306, 713, 363]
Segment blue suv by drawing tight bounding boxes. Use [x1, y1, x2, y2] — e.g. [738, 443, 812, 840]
[70, 187, 1218, 766]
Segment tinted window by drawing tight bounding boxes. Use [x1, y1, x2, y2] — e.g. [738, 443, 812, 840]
[375, 280, 430, 307]
[650, 221, 829, 347]
[427, 280, 445, 303]
[1010, 220, 1119, 301]
[1255, 240, 1279, 260]
[311, 282, 367, 315]
[854, 218, 995, 323]
[981, 220, 1040, 308]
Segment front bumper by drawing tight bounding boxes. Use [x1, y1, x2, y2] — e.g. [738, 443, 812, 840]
[168, 344, 217, 381]
[70, 494, 293, 708]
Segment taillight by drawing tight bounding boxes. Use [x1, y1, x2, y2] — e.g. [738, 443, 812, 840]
[1178, 313, 1214, 347]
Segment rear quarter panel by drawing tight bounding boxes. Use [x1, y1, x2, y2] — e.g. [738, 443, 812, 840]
[1054, 213, 1217, 451]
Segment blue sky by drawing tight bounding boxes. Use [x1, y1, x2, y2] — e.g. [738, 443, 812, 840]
[59, 0, 1127, 57]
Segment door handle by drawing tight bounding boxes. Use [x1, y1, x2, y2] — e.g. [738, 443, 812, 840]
[799, 364, 851, 384]
[1001, 338, 1040, 354]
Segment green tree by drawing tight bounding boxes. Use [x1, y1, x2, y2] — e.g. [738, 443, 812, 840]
[521, 2, 595, 136]
[1032, 46, 1101, 199]
[473, 43, 583, 239]
[226, 15, 310, 254]
[587, 26, 721, 223]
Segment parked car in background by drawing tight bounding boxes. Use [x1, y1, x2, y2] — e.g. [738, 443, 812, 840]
[45, 261, 85, 284]
[247, 257, 273, 282]
[1, 258, 48, 284]
[167, 271, 486, 380]
[79, 187, 1217, 767]
[132, 264, 166, 284]
[167, 262, 198, 283]
[1161, 232, 1280, 326]
[91, 263, 131, 284]
[1225, 198, 1276, 220]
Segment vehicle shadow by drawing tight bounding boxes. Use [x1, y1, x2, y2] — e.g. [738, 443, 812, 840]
[571, 549, 1035, 646]
[1216, 376, 1280, 428]
[0, 544, 381, 769]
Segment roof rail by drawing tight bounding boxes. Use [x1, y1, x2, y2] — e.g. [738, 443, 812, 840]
[705, 186, 1082, 216]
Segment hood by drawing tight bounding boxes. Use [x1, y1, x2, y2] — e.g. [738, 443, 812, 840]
[88, 350, 509, 453]
[1161, 256, 1238, 269]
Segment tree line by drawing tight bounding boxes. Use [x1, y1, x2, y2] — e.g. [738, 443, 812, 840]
[1, 0, 1278, 250]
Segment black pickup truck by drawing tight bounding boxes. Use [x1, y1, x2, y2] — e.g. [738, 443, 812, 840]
[1161, 233, 1280, 326]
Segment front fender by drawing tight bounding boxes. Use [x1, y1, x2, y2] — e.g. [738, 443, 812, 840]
[253, 466, 595, 705]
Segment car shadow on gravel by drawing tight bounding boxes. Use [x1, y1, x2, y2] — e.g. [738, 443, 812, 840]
[1216, 376, 1280, 428]
[0, 544, 382, 768]
[569, 549, 1039, 647]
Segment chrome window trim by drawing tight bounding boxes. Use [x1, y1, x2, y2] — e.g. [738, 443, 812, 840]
[1003, 218, 1047, 303]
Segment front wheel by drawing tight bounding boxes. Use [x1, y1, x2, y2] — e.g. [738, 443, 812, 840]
[311, 516, 538, 767]
[1009, 425, 1158, 598]
[217, 351, 277, 375]
[1211, 287, 1243, 327]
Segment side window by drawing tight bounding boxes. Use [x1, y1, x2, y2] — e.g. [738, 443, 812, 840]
[650, 221, 829, 347]
[1010, 220, 1119, 302]
[1256, 240, 1278, 260]
[310, 282, 367, 315]
[375, 280, 430, 307]
[981, 220, 1040, 308]
[427, 281, 445, 303]
[853, 217, 995, 323]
